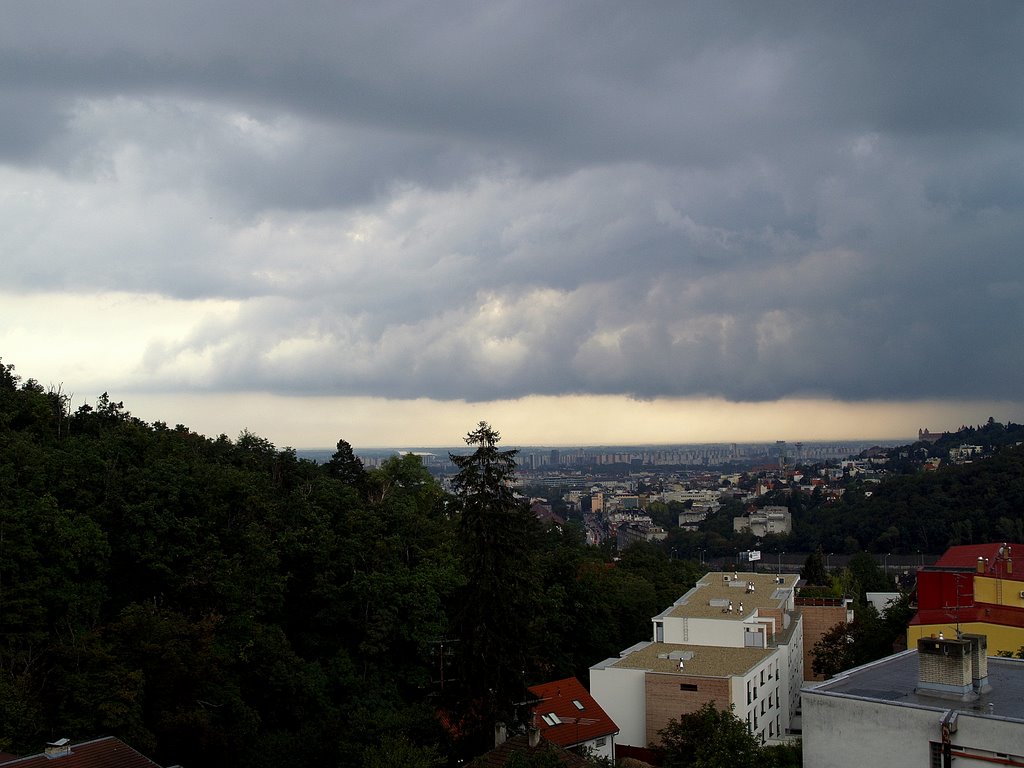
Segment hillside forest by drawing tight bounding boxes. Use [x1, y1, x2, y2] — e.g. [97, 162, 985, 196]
[2, 359, 1023, 766]
[0, 361, 702, 766]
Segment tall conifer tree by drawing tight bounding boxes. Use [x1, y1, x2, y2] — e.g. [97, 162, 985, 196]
[449, 423, 540, 744]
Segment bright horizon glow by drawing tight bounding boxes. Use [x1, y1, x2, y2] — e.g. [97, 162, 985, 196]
[3, 293, 1021, 449]
[105, 391, 1024, 450]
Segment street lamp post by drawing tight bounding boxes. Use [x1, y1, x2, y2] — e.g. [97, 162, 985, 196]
[778, 550, 784, 573]
[826, 552, 833, 569]
[884, 553, 891, 580]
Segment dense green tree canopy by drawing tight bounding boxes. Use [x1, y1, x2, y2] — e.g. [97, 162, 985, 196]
[0, 372, 707, 766]
[657, 702, 762, 768]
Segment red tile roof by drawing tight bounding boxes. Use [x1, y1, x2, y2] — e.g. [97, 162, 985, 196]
[527, 676, 618, 748]
[936, 542, 1024, 571]
[0, 738, 161, 768]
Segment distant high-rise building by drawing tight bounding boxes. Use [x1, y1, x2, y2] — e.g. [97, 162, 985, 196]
[776, 440, 787, 468]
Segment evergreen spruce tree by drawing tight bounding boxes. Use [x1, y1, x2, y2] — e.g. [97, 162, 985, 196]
[325, 437, 368, 496]
[449, 423, 541, 748]
[801, 547, 830, 586]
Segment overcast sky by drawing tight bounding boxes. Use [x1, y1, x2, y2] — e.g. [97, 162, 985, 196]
[3, 2, 1023, 447]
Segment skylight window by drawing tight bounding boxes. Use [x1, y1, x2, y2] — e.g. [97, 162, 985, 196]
[572, 699, 585, 710]
[541, 714, 555, 726]
[547, 712, 562, 725]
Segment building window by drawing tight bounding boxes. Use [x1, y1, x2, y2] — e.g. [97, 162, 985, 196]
[595, 737, 606, 748]
[679, 683, 698, 691]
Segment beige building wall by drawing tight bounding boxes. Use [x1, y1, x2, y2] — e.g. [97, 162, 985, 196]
[643, 672, 731, 745]
[800, 603, 849, 681]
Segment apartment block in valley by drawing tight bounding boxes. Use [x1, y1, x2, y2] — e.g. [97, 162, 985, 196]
[589, 572, 803, 751]
[733, 505, 792, 537]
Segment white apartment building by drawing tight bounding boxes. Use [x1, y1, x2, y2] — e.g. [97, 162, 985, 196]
[590, 572, 803, 750]
[660, 489, 722, 505]
[733, 506, 792, 537]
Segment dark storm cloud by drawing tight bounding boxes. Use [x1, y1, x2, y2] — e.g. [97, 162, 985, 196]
[3, 1, 1024, 403]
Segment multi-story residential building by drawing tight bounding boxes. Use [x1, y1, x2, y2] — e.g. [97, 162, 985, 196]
[949, 444, 984, 463]
[908, 542, 1024, 655]
[660, 488, 722, 505]
[802, 634, 1024, 768]
[733, 505, 792, 537]
[615, 523, 668, 549]
[589, 572, 803, 752]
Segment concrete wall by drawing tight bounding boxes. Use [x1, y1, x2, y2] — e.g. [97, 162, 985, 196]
[781, 617, 804, 725]
[582, 735, 614, 761]
[738, 658, 783, 742]
[802, 690, 1024, 768]
[802, 692, 940, 768]
[666, 616, 744, 647]
[589, 664, 647, 748]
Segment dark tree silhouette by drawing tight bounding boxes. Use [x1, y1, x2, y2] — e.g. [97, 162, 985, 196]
[449, 423, 541, 746]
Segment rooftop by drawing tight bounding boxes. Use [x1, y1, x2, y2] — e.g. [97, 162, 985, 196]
[469, 735, 590, 768]
[605, 640, 774, 678]
[0, 738, 161, 768]
[935, 542, 1024, 570]
[526, 676, 618, 747]
[804, 651, 1024, 721]
[661, 571, 799, 621]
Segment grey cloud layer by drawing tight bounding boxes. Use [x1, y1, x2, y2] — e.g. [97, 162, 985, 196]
[4, 2, 1024, 402]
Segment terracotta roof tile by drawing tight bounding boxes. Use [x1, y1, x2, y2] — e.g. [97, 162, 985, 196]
[0, 738, 161, 768]
[527, 676, 618, 748]
[936, 542, 1024, 570]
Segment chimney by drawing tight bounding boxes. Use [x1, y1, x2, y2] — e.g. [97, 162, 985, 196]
[44, 739, 72, 758]
[916, 637, 975, 700]
[961, 634, 991, 694]
[528, 726, 541, 748]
